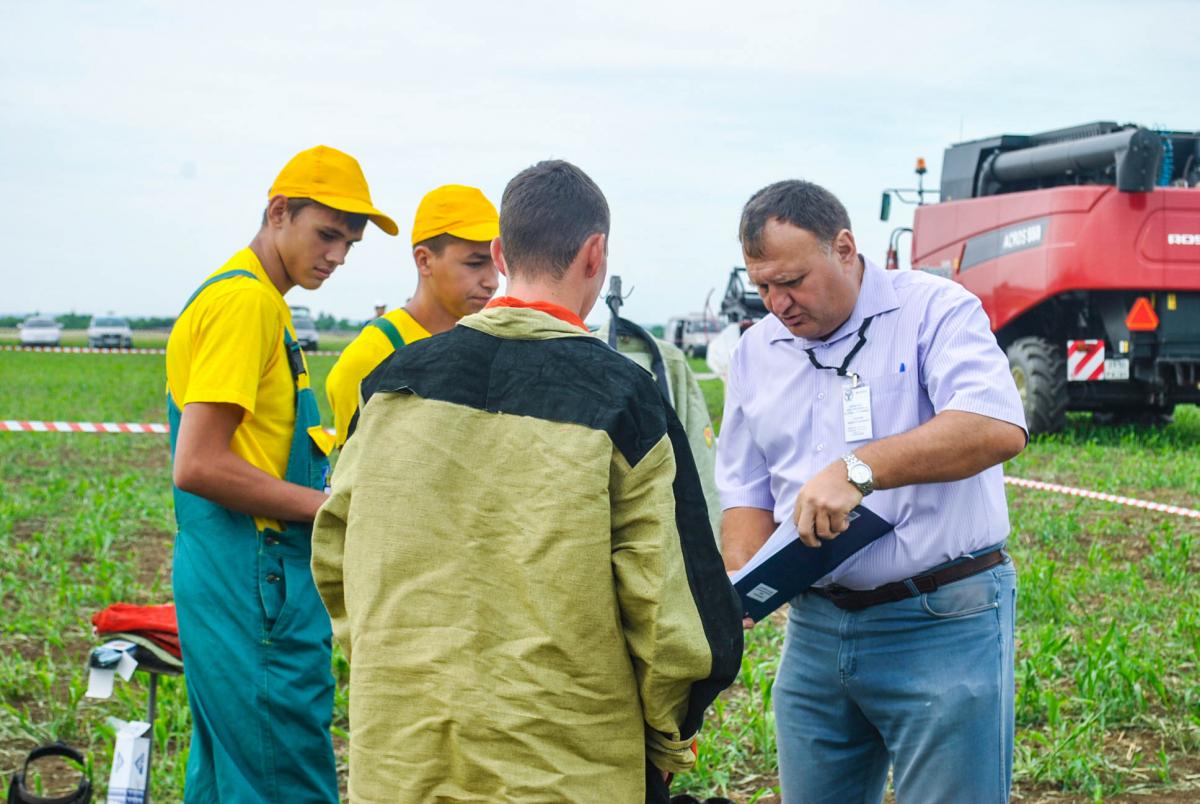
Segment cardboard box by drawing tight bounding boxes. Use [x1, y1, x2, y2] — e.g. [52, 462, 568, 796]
[107, 720, 151, 804]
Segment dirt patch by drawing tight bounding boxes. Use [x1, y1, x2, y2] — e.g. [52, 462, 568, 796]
[334, 732, 348, 799]
[132, 528, 175, 591]
[10, 518, 48, 544]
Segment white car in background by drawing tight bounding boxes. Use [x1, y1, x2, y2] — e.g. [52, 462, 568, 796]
[19, 316, 62, 347]
[87, 315, 134, 349]
[292, 313, 320, 351]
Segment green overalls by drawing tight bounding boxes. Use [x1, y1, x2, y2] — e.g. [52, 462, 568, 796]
[168, 269, 338, 803]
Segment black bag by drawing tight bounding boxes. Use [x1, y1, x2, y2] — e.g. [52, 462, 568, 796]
[7, 743, 92, 804]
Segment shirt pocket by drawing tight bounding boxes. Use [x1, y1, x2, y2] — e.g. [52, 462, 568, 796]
[860, 371, 919, 439]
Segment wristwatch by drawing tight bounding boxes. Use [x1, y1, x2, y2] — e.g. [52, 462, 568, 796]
[841, 453, 874, 497]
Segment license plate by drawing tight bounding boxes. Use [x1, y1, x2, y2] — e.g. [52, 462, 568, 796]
[1103, 359, 1129, 380]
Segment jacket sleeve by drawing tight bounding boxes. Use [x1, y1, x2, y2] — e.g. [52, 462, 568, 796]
[609, 412, 744, 774]
[665, 348, 722, 542]
[311, 431, 362, 661]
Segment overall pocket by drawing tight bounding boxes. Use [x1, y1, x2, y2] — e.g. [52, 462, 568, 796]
[257, 549, 289, 637]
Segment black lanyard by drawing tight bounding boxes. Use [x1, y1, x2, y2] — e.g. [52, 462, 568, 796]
[804, 315, 875, 386]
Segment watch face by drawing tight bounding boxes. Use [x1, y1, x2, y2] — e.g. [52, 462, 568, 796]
[849, 464, 871, 484]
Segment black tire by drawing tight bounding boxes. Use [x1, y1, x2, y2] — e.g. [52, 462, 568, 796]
[1006, 336, 1066, 435]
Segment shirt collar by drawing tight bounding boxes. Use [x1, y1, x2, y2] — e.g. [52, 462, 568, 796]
[485, 296, 589, 331]
[767, 256, 900, 346]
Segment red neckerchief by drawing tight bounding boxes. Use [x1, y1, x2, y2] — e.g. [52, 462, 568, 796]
[485, 296, 588, 331]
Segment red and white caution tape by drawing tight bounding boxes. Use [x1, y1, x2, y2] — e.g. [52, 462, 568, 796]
[1005, 475, 1200, 520]
[2, 418, 1196, 521]
[1, 345, 166, 355]
[0, 420, 170, 434]
[0, 420, 339, 437]
[1, 345, 343, 357]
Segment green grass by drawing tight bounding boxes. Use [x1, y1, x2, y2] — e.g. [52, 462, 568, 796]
[3, 348, 1200, 802]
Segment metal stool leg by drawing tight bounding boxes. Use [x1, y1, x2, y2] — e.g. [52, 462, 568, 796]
[144, 672, 158, 804]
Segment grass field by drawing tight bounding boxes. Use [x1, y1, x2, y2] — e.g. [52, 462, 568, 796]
[2, 348, 1199, 802]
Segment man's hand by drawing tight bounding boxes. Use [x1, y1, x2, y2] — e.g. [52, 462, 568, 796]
[792, 458, 862, 548]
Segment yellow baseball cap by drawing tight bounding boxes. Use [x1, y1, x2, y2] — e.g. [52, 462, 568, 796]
[411, 184, 500, 246]
[269, 145, 398, 236]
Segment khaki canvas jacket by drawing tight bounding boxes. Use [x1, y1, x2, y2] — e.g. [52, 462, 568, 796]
[312, 306, 743, 803]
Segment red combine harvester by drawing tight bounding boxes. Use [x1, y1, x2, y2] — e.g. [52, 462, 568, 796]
[882, 122, 1200, 433]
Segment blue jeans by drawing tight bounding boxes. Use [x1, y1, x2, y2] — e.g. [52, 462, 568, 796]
[774, 557, 1017, 803]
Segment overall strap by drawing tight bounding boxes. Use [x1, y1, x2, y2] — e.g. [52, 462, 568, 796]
[178, 268, 258, 315]
[370, 317, 407, 351]
[283, 329, 308, 384]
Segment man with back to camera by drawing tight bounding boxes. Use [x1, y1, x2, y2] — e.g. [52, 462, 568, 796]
[325, 184, 500, 448]
[166, 145, 396, 801]
[311, 160, 744, 803]
[717, 179, 1028, 802]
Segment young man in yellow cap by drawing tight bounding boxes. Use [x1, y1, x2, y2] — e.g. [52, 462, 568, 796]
[325, 184, 500, 447]
[166, 145, 396, 802]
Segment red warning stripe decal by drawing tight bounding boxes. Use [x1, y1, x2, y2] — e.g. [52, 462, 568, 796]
[1066, 339, 1104, 381]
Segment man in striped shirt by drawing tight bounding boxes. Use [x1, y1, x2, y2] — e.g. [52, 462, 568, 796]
[717, 180, 1028, 803]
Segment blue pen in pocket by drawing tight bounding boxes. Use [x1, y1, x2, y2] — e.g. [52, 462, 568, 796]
[899, 362, 906, 373]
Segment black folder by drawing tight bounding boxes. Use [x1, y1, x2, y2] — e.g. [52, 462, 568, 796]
[732, 506, 894, 622]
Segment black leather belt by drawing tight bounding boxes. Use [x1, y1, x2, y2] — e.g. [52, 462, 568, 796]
[810, 549, 1007, 611]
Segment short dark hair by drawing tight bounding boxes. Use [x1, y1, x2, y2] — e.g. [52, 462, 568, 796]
[739, 180, 851, 259]
[499, 160, 609, 279]
[413, 232, 477, 256]
[261, 197, 369, 231]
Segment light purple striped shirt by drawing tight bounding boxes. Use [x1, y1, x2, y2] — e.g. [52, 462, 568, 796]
[716, 257, 1028, 589]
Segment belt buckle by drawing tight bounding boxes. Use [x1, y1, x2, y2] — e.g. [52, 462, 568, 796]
[912, 575, 938, 594]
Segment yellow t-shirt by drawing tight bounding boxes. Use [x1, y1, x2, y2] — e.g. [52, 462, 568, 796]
[166, 248, 314, 530]
[326, 308, 431, 447]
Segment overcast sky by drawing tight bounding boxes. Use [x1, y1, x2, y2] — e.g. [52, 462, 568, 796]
[2, 0, 1196, 326]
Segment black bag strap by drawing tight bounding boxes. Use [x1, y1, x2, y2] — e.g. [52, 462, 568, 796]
[614, 316, 672, 406]
[7, 742, 92, 804]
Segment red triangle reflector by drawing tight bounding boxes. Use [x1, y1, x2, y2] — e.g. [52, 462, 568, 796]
[1126, 297, 1159, 332]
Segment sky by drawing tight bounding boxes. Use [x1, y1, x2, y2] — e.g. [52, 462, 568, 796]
[2, 0, 1196, 327]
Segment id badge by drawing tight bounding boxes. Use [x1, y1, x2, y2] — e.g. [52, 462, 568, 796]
[842, 382, 873, 442]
